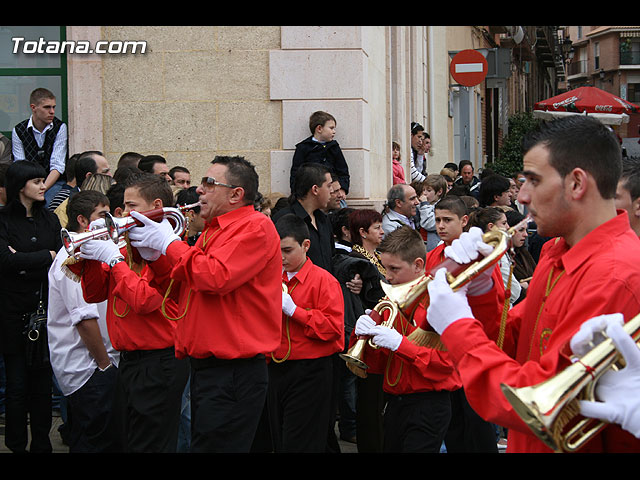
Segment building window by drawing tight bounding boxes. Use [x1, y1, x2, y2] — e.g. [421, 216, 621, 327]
[620, 38, 640, 66]
[594, 42, 600, 70]
[0, 26, 67, 138]
[629, 83, 640, 104]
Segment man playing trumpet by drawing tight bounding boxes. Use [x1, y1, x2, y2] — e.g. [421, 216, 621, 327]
[77, 173, 189, 452]
[126, 156, 282, 453]
[425, 116, 640, 453]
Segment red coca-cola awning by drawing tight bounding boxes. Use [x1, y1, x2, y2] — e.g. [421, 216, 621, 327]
[534, 86, 639, 117]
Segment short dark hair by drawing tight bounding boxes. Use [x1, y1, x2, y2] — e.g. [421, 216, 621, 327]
[106, 183, 125, 215]
[275, 213, 310, 245]
[113, 165, 143, 184]
[5, 160, 47, 205]
[66, 190, 109, 232]
[74, 150, 103, 183]
[309, 111, 336, 135]
[378, 225, 426, 264]
[478, 174, 511, 207]
[620, 156, 640, 201]
[211, 155, 259, 204]
[123, 172, 174, 208]
[292, 162, 331, 200]
[175, 186, 200, 213]
[29, 87, 55, 106]
[435, 195, 468, 219]
[329, 207, 355, 240]
[138, 155, 167, 174]
[459, 160, 474, 172]
[349, 209, 383, 246]
[169, 166, 190, 180]
[522, 115, 621, 199]
[117, 152, 143, 169]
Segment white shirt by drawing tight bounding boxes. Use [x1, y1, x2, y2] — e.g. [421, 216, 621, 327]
[12, 116, 67, 174]
[47, 246, 119, 396]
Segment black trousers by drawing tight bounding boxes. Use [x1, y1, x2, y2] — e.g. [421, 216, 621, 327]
[189, 354, 268, 453]
[66, 365, 118, 453]
[267, 355, 333, 453]
[445, 388, 498, 453]
[356, 373, 386, 453]
[2, 353, 52, 453]
[113, 347, 189, 453]
[383, 390, 452, 453]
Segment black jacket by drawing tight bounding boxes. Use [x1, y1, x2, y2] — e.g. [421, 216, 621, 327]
[272, 200, 335, 275]
[289, 136, 350, 194]
[0, 201, 61, 354]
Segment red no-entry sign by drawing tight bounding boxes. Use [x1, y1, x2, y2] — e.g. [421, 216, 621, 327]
[450, 49, 488, 87]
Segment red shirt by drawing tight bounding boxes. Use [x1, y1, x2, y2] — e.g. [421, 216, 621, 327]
[272, 258, 344, 361]
[441, 212, 640, 453]
[80, 247, 178, 352]
[379, 302, 462, 395]
[426, 242, 506, 344]
[166, 205, 282, 360]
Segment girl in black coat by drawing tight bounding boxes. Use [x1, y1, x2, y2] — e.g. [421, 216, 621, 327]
[0, 160, 62, 453]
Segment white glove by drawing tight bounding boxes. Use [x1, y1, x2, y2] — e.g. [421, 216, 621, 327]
[136, 246, 162, 262]
[579, 320, 640, 439]
[89, 217, 106, 230]
[355, 313, 376, 337]
[369, 325, 403, 352]
[444, 227, 495, 296]
[570, 313, 624, 357]
[426, 268, 474, 335]
[79, 238, 123, 265]
[282, 291, 297, 317]
[127, 211, 180, 255]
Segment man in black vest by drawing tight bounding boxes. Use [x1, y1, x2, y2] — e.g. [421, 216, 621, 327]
[11, 88, 68, 205]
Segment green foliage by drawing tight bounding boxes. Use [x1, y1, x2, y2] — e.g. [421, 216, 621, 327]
[486, 112, 541, 177]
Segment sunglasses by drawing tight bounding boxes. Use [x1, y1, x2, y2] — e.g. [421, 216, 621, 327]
[200, 176, 239, 190]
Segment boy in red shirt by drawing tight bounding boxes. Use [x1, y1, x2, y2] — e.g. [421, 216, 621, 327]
[269, 213, 345, 452]
[352, 226, 460, 452]
[429, 195, 505, 452]
[77, 173, 188, 452]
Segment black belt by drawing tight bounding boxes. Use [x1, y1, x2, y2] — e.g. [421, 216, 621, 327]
[190, 354, 265, 370]
[120, 347, 175, 362]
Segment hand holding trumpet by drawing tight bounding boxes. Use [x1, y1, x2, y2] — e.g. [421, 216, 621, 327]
[571, 313, 640, 439]
[127, 211, 181, 255]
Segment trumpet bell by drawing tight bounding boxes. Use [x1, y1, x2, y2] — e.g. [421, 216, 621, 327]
[501, 312, 640, 452]
[339, 338, 370, 372]
[61, 213, 120, 258]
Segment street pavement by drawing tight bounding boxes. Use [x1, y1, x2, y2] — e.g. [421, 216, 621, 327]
[0, 413, 356, 454]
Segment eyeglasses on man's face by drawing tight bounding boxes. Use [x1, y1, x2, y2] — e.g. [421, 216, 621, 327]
[200, 176, 239, 190]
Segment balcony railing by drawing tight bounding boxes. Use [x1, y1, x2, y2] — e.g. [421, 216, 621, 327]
[620, 50, 640, 66]
[568, 59, 588, 76]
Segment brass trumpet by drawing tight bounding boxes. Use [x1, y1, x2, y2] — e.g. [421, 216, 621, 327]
[500, 312, 640, 453]
[340, 222, 522, 374]
[61, 203, 199, 258]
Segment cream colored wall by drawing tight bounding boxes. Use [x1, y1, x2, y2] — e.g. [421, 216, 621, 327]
[72, 26, 282, 191]
[65, 25, 485, 203]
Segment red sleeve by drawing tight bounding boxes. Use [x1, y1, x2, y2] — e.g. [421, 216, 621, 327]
[167, 223, 277, 296]
[80, 258, 110, 304]
[290, 276, 344, 343]
[110, 262, 168, 315]
[393, 306, 458, 384]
